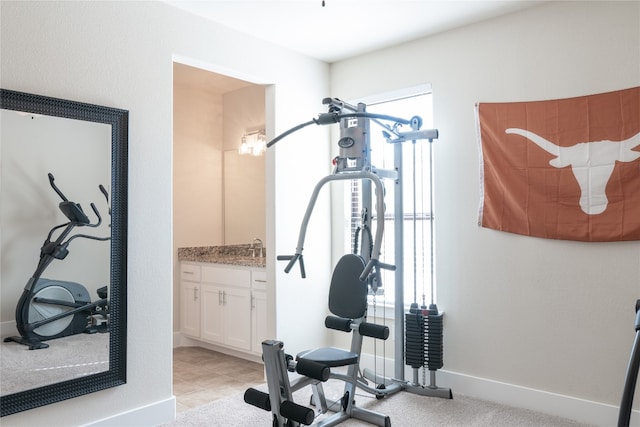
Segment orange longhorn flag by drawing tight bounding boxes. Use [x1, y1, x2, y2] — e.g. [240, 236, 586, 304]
[476, 87, 640, 242]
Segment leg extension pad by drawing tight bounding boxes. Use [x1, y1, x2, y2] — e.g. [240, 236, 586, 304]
[280, 400, 315, 425]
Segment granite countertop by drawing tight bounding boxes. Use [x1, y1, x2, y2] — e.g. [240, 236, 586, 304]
[178, 245, 266, 268]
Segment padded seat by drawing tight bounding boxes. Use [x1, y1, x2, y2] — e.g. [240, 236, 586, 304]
[297, 347, 359, 367]
[296, 254, 366, 369]
[255, 254, 391, 426]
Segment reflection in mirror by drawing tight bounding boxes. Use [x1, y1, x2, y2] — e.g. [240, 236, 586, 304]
[223, 150, 265, 244]
[0, 89, 128, 416]
[2, 111, 111, 391]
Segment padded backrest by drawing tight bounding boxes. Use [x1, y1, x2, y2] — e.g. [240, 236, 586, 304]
[328, 254, 368, 319]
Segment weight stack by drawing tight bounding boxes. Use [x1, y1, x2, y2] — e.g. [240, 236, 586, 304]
[405, 303, 444, 371]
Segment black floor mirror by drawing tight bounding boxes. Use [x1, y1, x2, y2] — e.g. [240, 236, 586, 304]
[0, 89, 128, 416]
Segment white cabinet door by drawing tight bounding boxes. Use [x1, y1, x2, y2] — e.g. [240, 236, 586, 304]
[201, 283, 251, 350]
[201, 284, 224, 344]
[251, 290, 268, 354]
[180, 282, 200, 338]
[224, 287, 252, 351]
[180, 262, 266, 356]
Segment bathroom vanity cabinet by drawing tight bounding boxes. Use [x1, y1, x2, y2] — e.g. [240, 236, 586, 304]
[180, 261, 268, 357]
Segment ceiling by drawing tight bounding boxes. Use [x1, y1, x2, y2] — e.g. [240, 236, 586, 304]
[165, 0, 544, 63]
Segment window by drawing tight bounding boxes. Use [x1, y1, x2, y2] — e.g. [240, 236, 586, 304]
[348, 91, 435, 309]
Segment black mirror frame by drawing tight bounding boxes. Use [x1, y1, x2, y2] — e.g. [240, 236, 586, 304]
[0, 89, 128, 417]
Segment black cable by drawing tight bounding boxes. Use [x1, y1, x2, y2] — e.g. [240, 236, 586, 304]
[266, 120, 315, 148]
[353, 225, 373, 259]
[266, 112, 413, 148]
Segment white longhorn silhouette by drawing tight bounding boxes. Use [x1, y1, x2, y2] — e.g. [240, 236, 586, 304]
[505, 128, 640, 215]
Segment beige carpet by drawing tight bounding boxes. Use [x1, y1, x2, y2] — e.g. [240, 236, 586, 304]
[163, 377, 596, 427]
[0, 332, 109, 396]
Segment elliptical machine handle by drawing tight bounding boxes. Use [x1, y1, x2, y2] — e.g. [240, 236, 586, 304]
[50, 172, 109, 227]
[48, 173, 68, 202]
[88, 203, 102, 227]
[87, 183, 111, 226]
[99, 184, 111, 216]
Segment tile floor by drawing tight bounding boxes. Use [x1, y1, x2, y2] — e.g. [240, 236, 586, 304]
[173, 346, 265, 413]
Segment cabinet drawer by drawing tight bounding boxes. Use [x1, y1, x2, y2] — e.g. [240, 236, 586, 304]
[252, 270, 267, 291]
[202, 265, 250, 287]
[181, 263, 201, 282]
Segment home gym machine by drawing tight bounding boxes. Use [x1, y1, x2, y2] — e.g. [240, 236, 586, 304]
[4, 173, 111, 350]
[617, 299, 640, 427]
[244, 97, 452, 426]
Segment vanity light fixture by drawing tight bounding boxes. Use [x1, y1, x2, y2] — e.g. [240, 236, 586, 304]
[239, 129, 266, 156]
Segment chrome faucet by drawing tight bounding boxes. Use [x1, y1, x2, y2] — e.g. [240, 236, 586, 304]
[250, 238, 263, 258]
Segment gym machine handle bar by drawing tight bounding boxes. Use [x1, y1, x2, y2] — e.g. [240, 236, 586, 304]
[277, 171, 387, 281]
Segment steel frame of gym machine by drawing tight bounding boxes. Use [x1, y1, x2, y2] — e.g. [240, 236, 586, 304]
[255, 97, 452, 426]
[617, 299, 640, 427]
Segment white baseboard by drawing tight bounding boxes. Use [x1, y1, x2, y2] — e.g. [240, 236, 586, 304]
[173, 330, 186, 348]
[437, 370, 639, 427]
[82, 396, 176, 426]
[358, 353, 639, 427]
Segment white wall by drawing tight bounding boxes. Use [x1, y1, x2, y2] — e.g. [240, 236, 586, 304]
[331, 0, 640, 423]
[173, 72, 224, 250]
[0, 1, 330, 426]
[222, 85, 265, 152]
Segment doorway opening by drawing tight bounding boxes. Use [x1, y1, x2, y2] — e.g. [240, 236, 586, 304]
[172, 61, 268, 411]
